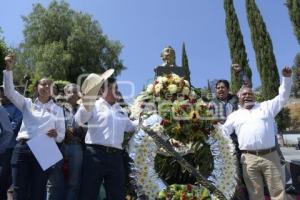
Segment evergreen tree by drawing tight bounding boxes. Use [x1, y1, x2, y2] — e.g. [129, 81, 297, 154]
[206, 79, 213, 100]
[224, 0, 252, 94]
[292, 53, 300, 97]
[181, 42, 191, 84]
[246, 0, 280, 100]
[16, 1, 124, 84]
[286, 0, 300, 44]
[207, 79, 212, 94]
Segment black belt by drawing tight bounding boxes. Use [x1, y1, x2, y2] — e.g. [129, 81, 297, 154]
[18, 139, 29, 144]
[241, 146, 276, 156]
[87, 144, 123, 154]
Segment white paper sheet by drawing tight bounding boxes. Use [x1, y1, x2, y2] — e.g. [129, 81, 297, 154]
[27, 134, 63, 171]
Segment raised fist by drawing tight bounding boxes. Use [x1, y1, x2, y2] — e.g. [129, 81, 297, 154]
[4, 54, 16, 71]
[232, 63, 242, 73]
[282, 66, 292, 78]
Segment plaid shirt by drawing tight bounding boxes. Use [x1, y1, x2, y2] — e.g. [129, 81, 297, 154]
[63, 104, 87, 144]
[209, 94, 238, 123]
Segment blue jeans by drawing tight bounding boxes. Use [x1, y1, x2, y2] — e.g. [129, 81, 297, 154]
[11, 141, 49, 200]
[0, 148, 13, 200]
[46, 160, 65, 200]
[79, 145, 125, 200]
[64, 144, 83, 200]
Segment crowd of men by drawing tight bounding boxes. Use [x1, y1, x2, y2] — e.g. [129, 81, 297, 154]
[0, 50, 293, 200]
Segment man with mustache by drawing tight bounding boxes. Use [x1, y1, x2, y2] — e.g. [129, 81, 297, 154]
[222, 67, 292, 200]
[209, 79, 238, 124]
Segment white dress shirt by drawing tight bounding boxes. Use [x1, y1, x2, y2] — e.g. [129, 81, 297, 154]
[3, 70, 65, 143]
[222, 77, 291, 150]
[75, 98, 136, 149]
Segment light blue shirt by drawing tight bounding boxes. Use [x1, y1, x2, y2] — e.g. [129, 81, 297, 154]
[2, 103, 23, 148]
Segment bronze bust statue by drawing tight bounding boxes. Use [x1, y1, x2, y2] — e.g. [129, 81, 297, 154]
[154, 46, 186, 78]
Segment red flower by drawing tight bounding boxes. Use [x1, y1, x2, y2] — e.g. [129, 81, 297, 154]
[187, 184, 192, 192]
[180, 104, 189, 110]
[181, 192, 186, 200]
[189, 98, 197, 104]
[160, 119, 170, 126]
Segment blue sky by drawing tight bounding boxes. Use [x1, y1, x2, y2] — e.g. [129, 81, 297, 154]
[0, 0, 299, 100]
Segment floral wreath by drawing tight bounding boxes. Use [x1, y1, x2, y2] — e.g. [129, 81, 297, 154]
[128, 74, 239, 199]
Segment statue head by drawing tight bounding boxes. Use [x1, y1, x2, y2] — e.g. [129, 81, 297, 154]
[161, 46, 176, 67]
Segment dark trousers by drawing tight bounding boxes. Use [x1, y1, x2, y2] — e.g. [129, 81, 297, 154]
[0, 148, 13, 200]
[79, 145, 125, 200]
[11, 141, 49, 200]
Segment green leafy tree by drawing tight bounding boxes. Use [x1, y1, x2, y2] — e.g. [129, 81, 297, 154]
[286, 0, 300, 44]
[246, 0, 280, 100]
[16, 1, 124, 85]
[224, 0, 252, 94]
[292, 53, 300, 97]
[181, 42, 191, 84]
[0, 28, 8, 83]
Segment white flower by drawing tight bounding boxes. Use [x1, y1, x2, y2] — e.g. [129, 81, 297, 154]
[172, 74, 180, 79]
[190, 90, 197, 98]
[155, 96, 161, 102]
[154, 83, 163, 93]
[167, 84, 177, 94]
[184, 80, 190, 86]
[173, 76, 181, 83]
[151, 123, 163, 133]
[146, 84, 154, 94]
[157, 76, 168, 83]
[182, 87, 190, 95]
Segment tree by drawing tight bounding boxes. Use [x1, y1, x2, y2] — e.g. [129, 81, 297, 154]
[15, 1, 124, 85]
[277, 107, 291, 132]
[0, 28, 8, 83]
[286, 0, 300, 44]
[246, 0, 280, 100]
[292, 53, 300, 97]
[181, 42, 191, 84]
[224, 0, 252, 94]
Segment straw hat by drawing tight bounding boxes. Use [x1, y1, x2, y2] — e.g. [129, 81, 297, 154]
[79, 69, 114, 111]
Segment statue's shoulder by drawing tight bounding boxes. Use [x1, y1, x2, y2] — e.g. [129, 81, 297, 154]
[154, 65, 186, 78]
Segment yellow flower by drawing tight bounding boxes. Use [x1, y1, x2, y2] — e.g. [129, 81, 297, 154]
[172, 123, 181, 134]
[189, 110, 200, 121]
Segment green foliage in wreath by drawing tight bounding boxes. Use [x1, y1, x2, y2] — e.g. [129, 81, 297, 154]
[154, 141, 213, 185]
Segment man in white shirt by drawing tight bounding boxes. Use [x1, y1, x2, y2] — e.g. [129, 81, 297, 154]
[222, 67, 292, 200]
[76, 77, 136, 200]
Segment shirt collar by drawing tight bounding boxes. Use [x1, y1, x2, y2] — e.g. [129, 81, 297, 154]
[240, 102, 258, 110]
[34, 98, 54, 106]
[98, 97, 120, 109]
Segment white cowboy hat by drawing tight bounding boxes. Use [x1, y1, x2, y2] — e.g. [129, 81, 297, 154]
[79, 69, 114, 111]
